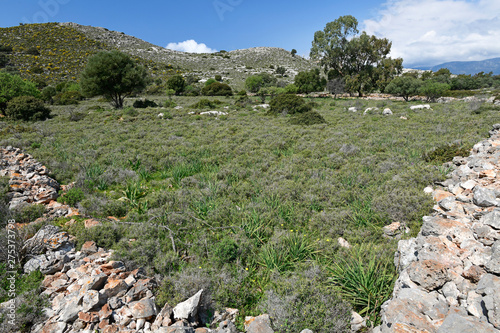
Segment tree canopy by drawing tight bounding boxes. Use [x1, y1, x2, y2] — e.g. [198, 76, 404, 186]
[80, 50, 149, 108]
[0, 72, 40, 112]
[310, 15, 402, 96]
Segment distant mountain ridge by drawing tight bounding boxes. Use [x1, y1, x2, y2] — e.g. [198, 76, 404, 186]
[414, 57, 500, 75]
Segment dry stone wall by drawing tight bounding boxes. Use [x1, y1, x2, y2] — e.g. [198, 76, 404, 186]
[378, 125, 500, 332]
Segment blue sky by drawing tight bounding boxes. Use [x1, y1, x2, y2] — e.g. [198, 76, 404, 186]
[1, 0, 500, 67]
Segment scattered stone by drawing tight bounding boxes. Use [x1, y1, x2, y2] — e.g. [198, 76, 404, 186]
[173, 289, 203, 321]
[382, 108, 393, 115]
[244, 314, 274, 333]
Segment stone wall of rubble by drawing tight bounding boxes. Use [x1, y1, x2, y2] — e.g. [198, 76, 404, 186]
[378, 125, 500, 333]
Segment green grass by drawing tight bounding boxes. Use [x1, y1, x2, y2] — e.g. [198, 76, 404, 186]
[2, 94, 499, 328]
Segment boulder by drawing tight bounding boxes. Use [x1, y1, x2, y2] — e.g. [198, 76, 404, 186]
[173, 289, 203, 321]
[244, 314, 274, 333]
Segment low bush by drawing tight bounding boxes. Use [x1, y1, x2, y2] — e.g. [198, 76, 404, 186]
[213, 238, 239, 265]
[201, 82, 233, 96]
[289, 111, 326, 125]
[191, 99, 223, 109]
[423, 143, 470, 164]
[10, 204, 46, 224]
[57, 187, 84, 207]
[268, 94, 312, 115]
[133, 99, 158, 108]
[259, 266, 351, 333]
[6, 96, 51, 121]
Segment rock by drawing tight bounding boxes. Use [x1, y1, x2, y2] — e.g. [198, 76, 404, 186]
[437, 313, 498, 333]
[300, 330, 314, 333]
[485, 240, 500, 274]
[22, 225, 61, 255]
[476, 274, 500, 328]
[40, 321, 67, 333]
[81, 240, 98, 254]
[382, 108, 393, 115]
[408, 260, 449, 291]
[152, 303, 173, 330]
[84, 218, 102, 228]
[82, 290, 107, 312]
[410, 104, 431, 110]
[129, 297, 157, 319]
[216, 319, 238, 333]
[473, 186, 498, 207]
[481, 211, 500, 230]
[101, 278, 129, 298]
[383, 222, 404, 238]
[337, 237, 351, 249]
[348, 107, 357, 112]
[351, 311, 366, 332]
[173, 289, 203, 321]
[244, 314, 274, 333]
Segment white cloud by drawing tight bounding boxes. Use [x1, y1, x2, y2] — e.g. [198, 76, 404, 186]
[165, 40, 217, 53]
[363, 0, 500, 67]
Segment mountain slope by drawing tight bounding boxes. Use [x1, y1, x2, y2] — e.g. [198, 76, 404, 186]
[0, 22, 317, 88]
[415, 57, 500, 75]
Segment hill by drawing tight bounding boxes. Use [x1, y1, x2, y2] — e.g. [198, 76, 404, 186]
[0, 22, 316, 88]
[415, 57, 500, 75]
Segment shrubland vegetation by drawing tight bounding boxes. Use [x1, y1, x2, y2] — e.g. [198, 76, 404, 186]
[2, 18, 500, 332]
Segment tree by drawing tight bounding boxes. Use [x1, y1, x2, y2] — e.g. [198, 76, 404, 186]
[294, 68, 326, 93]
[0, 72, 40, 113]
[310, 15, 402, 96]
[326, 78, 345, 98]
[420, 81, 450, 102]
[245, 73, 277, 93]
[385, 76, 423, 101]
[166, 75, 186, 96]
[80, 50, 149, 108]
[276, 66, 286, 76]
[291, 49, 297, 57]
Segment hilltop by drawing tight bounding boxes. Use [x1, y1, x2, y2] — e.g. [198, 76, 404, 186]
[0, 22, 316, 88]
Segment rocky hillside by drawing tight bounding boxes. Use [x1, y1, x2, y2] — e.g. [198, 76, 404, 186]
[0, 22, 317, 88]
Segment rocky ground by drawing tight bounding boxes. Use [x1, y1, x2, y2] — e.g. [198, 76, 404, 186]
[377, 125, 500, 332]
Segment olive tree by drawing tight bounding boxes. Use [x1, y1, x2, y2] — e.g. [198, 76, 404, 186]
[80, 50, 149, 108]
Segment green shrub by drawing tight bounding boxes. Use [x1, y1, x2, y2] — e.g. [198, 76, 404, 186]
[133, 99, 158, 108]
[53, 91, 83, 105]
[163, 99, 177, 108]
[184, 85, 200, 96]
[202, 82, 233, 96]
[191, 99, 223, 109]
[0, 54, 8, 68]
[166, 75, 186, 95]
[57, 187, 84, 207]
[215, 75, 222, 81]
[5, 96, 50, 121]
[40, 86, 56, 103]
[268, 94, 312, 115]
[423, 143, 470, 164]
[10, 204, 46, 223]
[74, 222, 122, 249]
[213, 238, 239, 265]
[289, 111, 326, 125]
